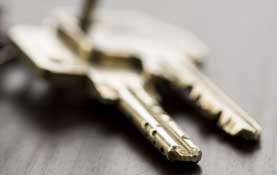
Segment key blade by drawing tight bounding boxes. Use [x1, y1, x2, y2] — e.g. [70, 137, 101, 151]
[159, 56, 261, 140]
[117, 85, 201, 162]
[86, 58, 201, 162]
[218, 110, 261, 140]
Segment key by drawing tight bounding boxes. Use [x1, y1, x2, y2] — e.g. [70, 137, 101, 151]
[9, 25, 201, 162]
[148, 54, 262, 140]
[88, 56, 202, 162]
[51, 3, 261, 140]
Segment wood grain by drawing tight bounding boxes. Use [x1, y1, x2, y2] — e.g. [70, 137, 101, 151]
[0, 0, 276, 175]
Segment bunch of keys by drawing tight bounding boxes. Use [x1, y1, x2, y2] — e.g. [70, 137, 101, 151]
[7, 0, 261, 163]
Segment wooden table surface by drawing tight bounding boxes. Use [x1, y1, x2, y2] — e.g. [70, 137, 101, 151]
[0, 0, 276, 175]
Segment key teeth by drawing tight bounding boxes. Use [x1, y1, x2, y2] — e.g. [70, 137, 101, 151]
[167, 146, 202, 163]
[219, 117, 262, 140]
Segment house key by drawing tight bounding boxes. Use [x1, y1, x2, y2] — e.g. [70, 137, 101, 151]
[51, 0, 261, 140]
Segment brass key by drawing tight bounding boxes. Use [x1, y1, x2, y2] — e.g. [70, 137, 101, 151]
[50, 1, 261, 140]
[88, 54, 201, 162]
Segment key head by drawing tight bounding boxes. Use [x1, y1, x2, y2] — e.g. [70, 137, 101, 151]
[52, 9, 208, 65]
[9, 26, 90, 86]
[9, 25, 145, 103]
[48, 9, 208, 87]
[96, 10, 209, 62]
[16, 9, 207, 92]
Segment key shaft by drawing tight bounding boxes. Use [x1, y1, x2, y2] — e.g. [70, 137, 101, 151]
[155, 57, 262, 140]
[117, 86, 201, 162]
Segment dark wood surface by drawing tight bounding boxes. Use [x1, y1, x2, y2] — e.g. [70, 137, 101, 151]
[0, 0, 276, 175]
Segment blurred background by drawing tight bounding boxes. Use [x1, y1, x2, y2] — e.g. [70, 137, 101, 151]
[0, 0, 276, 175]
